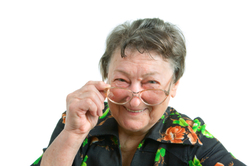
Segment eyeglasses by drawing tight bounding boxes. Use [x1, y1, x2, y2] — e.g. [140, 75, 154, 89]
[104, 81, 172, 106]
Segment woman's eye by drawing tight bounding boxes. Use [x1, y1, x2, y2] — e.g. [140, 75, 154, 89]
[114, 78, 129, 83]
[113, 78, 129, 88]
[116, 78, 126, 82]
[148, 80, 157, 84]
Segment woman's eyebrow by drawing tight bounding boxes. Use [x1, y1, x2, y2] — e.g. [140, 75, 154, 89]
[114, 69, 130, 76]
[142, 72, 160, 77]
[114, 69, 160, 77]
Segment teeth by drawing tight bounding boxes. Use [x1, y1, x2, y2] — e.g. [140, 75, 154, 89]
[125, 107, 145, 113]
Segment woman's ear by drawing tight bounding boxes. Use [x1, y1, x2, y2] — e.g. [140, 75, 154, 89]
[170, 79, 180, 98]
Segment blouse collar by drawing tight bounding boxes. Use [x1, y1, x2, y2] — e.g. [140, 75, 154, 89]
[88, 104, 203, 146]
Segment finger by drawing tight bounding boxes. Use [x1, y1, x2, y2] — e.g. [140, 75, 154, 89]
[68, 81, 109, 116]
[80, 83, 107, 110]
[86, 81, 111, 96]
[74, 98, 98, 117]
[80, 85, 105, 109]
[81, 90, 104, 117]
[84, 98, 98, 117]
[82, 81, 111, 101]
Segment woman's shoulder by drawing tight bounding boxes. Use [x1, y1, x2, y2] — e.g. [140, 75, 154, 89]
[148, 106, 212, 146]
[166, 107, 206, 131]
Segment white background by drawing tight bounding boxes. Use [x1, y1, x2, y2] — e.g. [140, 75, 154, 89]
[0, 1, 249, 165]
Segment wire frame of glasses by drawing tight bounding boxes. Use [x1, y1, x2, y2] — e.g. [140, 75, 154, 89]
[105, 87, 170, 106]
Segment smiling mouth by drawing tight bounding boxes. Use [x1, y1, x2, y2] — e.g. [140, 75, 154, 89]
[125, 107, 146, 113]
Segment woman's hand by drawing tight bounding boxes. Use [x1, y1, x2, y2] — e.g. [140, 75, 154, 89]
[40, 81, 110, 166]
[65, 81, 110, 136]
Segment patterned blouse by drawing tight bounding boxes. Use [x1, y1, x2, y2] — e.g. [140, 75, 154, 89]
[31, 103, 246, 166]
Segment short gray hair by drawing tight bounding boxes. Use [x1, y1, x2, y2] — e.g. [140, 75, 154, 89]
[99, 18, 186, 83]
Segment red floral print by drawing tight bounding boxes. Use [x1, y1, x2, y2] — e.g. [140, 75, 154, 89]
[62, 112, 66, 124]
[163, 126, 185, 143]
[187, 126, 203, 145]
[214, 162, 224, 166]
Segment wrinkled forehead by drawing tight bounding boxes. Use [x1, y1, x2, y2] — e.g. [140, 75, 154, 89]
[107, 47, 174, 80]
[108, 47, 174, 72]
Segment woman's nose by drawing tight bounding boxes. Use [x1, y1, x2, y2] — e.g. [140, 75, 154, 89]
[129, 93, 141, 108]
[128, 84, 143, 107]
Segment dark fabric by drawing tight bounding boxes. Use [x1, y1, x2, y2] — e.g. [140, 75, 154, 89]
[31, 103, 246, 166]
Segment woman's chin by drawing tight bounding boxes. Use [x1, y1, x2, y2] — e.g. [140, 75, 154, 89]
[118, 118, 149, 133]
[109, 102, 154, 133]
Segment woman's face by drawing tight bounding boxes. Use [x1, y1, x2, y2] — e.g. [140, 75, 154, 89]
[107, 48, 179, 135]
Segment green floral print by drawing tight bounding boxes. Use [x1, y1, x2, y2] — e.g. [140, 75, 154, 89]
[155, 148, 166, 164]
[189, 156, 202, 166]
[173, 118, 189, 127]
[33, 154, 43, 165]
[82, 138, 88, 147]
[99, 104, 109, 119]
[81, 155, 88, 166]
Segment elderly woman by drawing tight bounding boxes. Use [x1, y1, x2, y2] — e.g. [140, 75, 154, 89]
[32, 18, 245, 166]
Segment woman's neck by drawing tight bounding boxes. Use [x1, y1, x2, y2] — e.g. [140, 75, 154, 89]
[118, 125, 147, 152]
